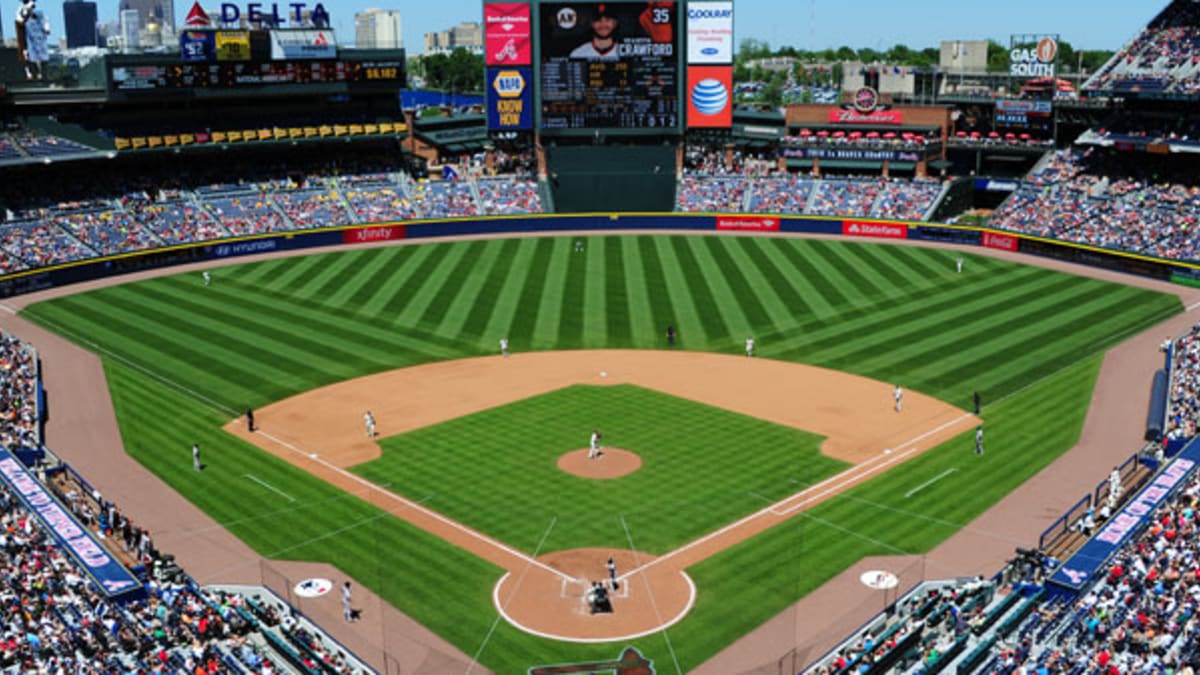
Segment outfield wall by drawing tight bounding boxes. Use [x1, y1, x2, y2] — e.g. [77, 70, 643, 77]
[0, 213, 1195, 298]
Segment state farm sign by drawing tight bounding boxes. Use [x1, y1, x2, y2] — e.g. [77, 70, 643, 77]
[827, 109, 903, 125]
[842, 221, 907, 239]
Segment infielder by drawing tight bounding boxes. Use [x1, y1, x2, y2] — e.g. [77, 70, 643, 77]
[342, 581, 354, 622]
[588, 430, 602, 459]
[745, 336, 755, 357]
[894, 384, 903, 413]
[364, 411, 377, 438]
[974, 427, 984, 455]
[192, 442, 202, 472]
[500, 337, 510, 357]
[202, 271, 211, 287]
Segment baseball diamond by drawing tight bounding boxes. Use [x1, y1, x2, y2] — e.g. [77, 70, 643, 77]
[12, 233, 1185, 673]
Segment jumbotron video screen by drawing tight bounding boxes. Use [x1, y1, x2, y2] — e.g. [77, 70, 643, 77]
[539, 1, 679, 130]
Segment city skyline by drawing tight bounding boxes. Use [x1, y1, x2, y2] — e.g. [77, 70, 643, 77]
[58, 0, 1167, 54]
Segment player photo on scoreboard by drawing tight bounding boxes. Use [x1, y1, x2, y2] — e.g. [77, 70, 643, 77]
[540, 1, 676, 61]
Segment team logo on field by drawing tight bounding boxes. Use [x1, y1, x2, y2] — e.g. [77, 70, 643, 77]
[528, 647, 654, 675]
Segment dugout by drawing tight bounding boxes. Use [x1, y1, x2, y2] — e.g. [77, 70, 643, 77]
[543, 142, 677, 213]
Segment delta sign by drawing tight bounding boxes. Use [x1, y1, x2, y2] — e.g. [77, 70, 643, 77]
[219, 2, 330, 26]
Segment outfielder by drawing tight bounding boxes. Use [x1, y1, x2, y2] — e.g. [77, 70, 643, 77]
[956, 257, 963, 274]
[894, 384, 903, 413]
[588, 430, 602, 459]
[500, 337, 510, 357]
[745, 336, 755, 357]
[975, 426, 984, 455]
[192, 442, 202, 472]
[202, 270, 211, 287]
[364, 411, 377, 438]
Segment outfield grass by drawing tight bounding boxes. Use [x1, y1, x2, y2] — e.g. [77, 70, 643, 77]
[22, 235, 1182, 673]
[354, 384, 841, 554]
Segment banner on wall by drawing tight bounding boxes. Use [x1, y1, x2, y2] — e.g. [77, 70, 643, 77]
[486, 67, 533, 130]
[686, 1, 732, 64]
[215, 31, 251, 61]
[687, 66, 732, 128]
[484, 3, 532, 65]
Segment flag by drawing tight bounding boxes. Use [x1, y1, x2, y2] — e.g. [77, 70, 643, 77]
[443, 165, 460, 181]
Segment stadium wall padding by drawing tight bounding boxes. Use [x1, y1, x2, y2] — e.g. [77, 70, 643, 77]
[0, 213, 1191, 298]
[1147, 369, 1168, 441]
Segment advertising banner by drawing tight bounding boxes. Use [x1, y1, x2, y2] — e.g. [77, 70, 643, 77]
[180, 30, 216, 62]
[716, 215, 780, 231]
[686, 1, 732, 64]
[216, 31, 251, 61]
[0, 452, 143, 600]
[270, 29, 336, 60]
[1050, 440, 1200, 591]
[687, 65, 732, 128]
[487, 66, 533, 130]
[781, 147, 921, 162]
[828, 109, 903, 125]
[343, 225, 407, 244]
[484, 3, 532, 65]
[842, 220, 908, 239]
[982, 231, 1018, 252]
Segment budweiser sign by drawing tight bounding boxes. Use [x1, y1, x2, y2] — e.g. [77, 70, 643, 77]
[827, 109, 903, 125]
[842, 221, 907, 239]
[717, 215, 780, 231]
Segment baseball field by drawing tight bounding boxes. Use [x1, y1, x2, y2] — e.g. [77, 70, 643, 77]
[20, 233, 1182, 673]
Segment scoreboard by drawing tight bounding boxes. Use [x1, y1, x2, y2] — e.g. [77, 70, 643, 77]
[109, 60, 404, 92]
[537, 1, 680, 131]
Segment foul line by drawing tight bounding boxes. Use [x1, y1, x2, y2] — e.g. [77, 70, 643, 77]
[621, 516, 683, 675]
[242, 474, 297, 502]
[255, 429, 575, 583]
[619, 412, 973, 582]
[904, 468, 958, 499]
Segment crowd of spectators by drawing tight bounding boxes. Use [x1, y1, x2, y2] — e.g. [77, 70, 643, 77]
[476, 178, 543, 216]
[677, 173, 944, 219]
[990, 148, 1200, 262]
[0, 332, 37, 452]
[1085, 0, 1200, 94]
[1167, 323, 1200, 442]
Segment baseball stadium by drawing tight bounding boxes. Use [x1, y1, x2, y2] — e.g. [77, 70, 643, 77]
[0, 0, 1198, 673]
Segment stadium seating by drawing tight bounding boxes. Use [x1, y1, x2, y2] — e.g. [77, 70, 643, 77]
[476, 177, 544, 215]
[990, 149, 1200, 262]
[1085, 0, 1200, 94]
[1167, 323, 1200, 442]
[680, 173, 942, 220]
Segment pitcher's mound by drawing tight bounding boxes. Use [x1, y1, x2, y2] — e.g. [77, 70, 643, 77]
[557, 448, 642, 479]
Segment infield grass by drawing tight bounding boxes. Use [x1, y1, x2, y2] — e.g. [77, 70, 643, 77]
[22, 235, 1182, 673]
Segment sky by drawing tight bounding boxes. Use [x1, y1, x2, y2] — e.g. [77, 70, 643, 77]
[76, 0, 1165, 53]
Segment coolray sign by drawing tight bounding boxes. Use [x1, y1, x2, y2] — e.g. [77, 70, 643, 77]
[686, 1, 732, 64]
[342, 225, 405, 243]
[0, 451, 143, 600]
[484, 3, 531, 65]
[842, 220, 907, 239]
[180, 30, 216, 61]
[687, 66, 732, 127]
[716, 215, 779, 231]
[219, 2, 329, 26]
[827, 109, 903, 125]
[781, 147, 921, 162]
[1009, 36, 1057, 77]
[982, 231, 1018, 251]
[269, 29, 336, 60]
[487, 66, 533, 129]
[1049, 439, 1200, 590]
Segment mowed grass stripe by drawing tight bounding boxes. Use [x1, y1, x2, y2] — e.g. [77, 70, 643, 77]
[764, 265, 1047, 357]
[322, 249, 392, 309]
[507, 237, 556, 346]
[748, 237, 827, 317]
[459, 238, 523, 340]
[557, 237, 589, 347]
[846, 241, 936, 290]
[884, 245, 960, 284]
[417, 241, 487, 329]
[773, 239, 851, 311]
[621, 236, 663, 346]
[686, 237, 751, 343]
[482, 237, 540, 346]
[376, 243, 456, 319]
[719, 237, 805, 329]
[139, 280, 396, 375]
[258, 252, 328, 294]
[234, 256, 294, 286]
[297, 249, 366, 299]
[438, 239, 508, 337]
[667, 237, 730, 344]
[532, 238, 571, 350]
[734, 237, 814, 322]
[582, 238, 609, 347]
[396, 242, 472, 326]
[603, 237, 632, 346]
[805, 239, 888, 301]
[356, 245, 424, 316]
[701, 237, 770, 331]
[638, 237, 689, 346]
[330, 246, 407, 310]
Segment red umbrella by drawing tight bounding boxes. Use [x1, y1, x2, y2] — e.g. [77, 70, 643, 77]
[1019, 133, 1032, 140]
[799, 129, 812, 137]
[988, 131, 1000, 139]
[883, 132, 897, 139]
[832, 131, 846, 138]
[970, 131, 982, 139]
[849, 131, 863, 138]
[955, 131, 967, 138]
[1005, 132, 1017, 140]
[866, 131, 881, 138]
[816, 130, 829, 137]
